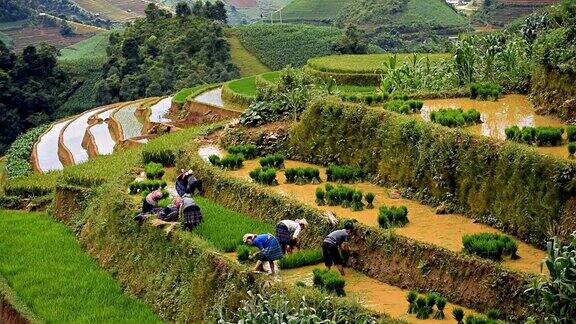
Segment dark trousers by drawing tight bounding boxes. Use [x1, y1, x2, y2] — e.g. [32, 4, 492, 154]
[322, 242, 342, 267]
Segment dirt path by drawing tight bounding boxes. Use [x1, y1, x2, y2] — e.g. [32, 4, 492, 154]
[227, 159, 546, 274]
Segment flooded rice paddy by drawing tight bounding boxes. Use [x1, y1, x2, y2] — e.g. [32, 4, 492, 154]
[224, 159, 546, 274]
[35, 120, 69, 172]
[194, 88, 224, 108]
[149, 97, 173, 123]
[88, 107, 117, 156]
[61, 106, 110, 165]
[113, 101, 144, 140]
[422, 95, 568, 158]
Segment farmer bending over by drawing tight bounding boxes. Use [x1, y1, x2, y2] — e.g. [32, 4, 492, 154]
[243, 233, 283, 274]
[180, 194, 203, 231]
[158, 197, 182, 222]
[176, 169, 204, 197]
[142, 190, 163, 214]
[275, 218, 308, 254]
[322, 222, 354, 276]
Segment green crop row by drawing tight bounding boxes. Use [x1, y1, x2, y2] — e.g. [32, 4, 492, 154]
[284, 167, 321, 184]
[505, 126, 564, 146]
[326, 164, 364, 183]
[5, 124, 49, 178]
[278, 249, 324, 269]
[470, 82, 503, 101]
[319, 184, 369, 211]
[128, 180, 167, 194]
[209, 154, 245, 170]
[407, 291, 448, 320]
[259, 153, 284, 169]
[249, 167, 277, 186]
[378, 205, 409, 229]
[227, 144, 257, 159]
[384, 99, 424, 114]
[312, 269, 345, 297]
[172, 84, 219, 105]
[462, 233, 519, 261]
[430, 108, 481, 127]
[144, 162, 165, 179]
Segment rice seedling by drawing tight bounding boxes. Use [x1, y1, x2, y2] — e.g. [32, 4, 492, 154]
[312, 269, 346, 297]
[462, 232, 519, 261]
[434, 296, 447, 319]
[227, 144, 258, 159]
[365, 192, 375, 209]
[569, 143, 576, 158]
[278, 249, 323, 269]
[505, 126, 564, 146]
[430, 108, 482, 127]
[453, 307, 465, 324]
[415, 296, 429, 319]
[384, 99, 424, 114]
[351, 190, 364, 211]
[249, 167, 278, 185]
[210, 154, 245, 170]
[407, 290, 418, 314]
[378, 205, 409, 228]
[128, 180, 167, 194]
[326, 164, 364, 182]
[285, 167, 321, 184]
[567, 125, 576, 142]
[236, 245, 258, 262]
[144, 162, 165, 179]
[315, 187, 326, 206]
[259, 153, 284, 169]
[470, 82, 502, 101]
[485, 309, 501, 320]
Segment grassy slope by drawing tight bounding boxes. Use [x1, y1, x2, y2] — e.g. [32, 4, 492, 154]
[228, 33, 270, 77]
[0, 210, 160, 323]
[307, 53, 451, 74]
[59, 31, 112, 61]
[400, 0, 468, 29]
[227, 76, 257, 97]
[275, 0, 353, 22]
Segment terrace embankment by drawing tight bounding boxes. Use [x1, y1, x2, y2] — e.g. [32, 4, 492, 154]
[179, 143, 536, 321]
[227, 159, 546, 274]
[0, 297, 28, 324]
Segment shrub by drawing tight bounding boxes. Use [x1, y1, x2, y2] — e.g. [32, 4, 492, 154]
[315, 187, 326, 206]
[453, 307, 465, 324]
[567, 126, 576, 142]
[279, 249, 323, 269]
[434, 296, 447, 320]
[378, 205, 409, 228]
[144, 162, 165, 179]
[470, 82, 502, 101]
[365, 192, 375, 209]
[259, 153, 284, 169]
[249, 167, 277, 185]
[326, 164, 364, 182]
[5, 125, 49, 178]
[430, 108, 482, 127]
[462, 232, 518, 261]
[312, 269, 345, 297]
[227, 144, 257, 159]
[128, 180, 167, 194]
[285, 167, 321, 184]
[211, 154, 245, 170]
[407, 290, 418, 314]
[568, 143, 576, 157]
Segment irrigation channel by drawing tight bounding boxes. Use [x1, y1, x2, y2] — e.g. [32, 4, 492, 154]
[193, 87, 224, 108]
[220, 157, 546, 274]
[422, 95, 568, 158]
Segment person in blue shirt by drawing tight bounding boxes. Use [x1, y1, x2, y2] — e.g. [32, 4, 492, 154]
[243, 233, 283, 274]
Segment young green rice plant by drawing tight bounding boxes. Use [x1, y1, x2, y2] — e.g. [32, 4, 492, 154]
[284, 168, 298, 183]
[430, 108, 482, 127]
[462, 232, 518, 261]
[485, 309, 500, 320]
[208, 154, 221, 166]
[259, 153, 284, 169]
[567, 125, 576, 142]
[426, 292, 438, 317]
[326, 164, 364, 182]
[129, 180, 167, 194]
[249, 167, 278, 185]
[312, 269, 345, 297]
[470, 82, 502, 101]
[434, 296, 447, 319]
[285, 167, 321, 184]
[365, 192, 375, 209]
[236, 245, 258, 262]
[227, 144, 257, 159]
[453, 307, 465, 324]
[415, 296, 429, 319]
[279, 249, 323, 269]
[378, 205, 409, 229]
[407, 290, 418, 314]
[316, 187, 326, 206]
[351, 190, 364, 211]
[568, 143, 576, 158]
[506, 126, 564, 146]
[325, 183, 334, 192]
[336, 186, 354, 208]
[214, 154, 245, 170]
[144, 162, 165, 179]
[326, 189, 340, 206]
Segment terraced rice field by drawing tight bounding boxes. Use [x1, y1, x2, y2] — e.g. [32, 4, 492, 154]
[73, 0, 147, 21]
[194, 88, 225, 108]
[61, 106, 111, 165]
[113, 101, 145, 140]
[3, 26, 94, 51]
[87, 107, 118, 156]
[149, 97, 173, 123]
[34, 120, 70, 172]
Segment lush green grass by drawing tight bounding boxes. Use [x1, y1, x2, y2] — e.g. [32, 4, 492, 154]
[260, 71, 281, 83]
[337, 85, 377, 93]
[401, 0, 468, 29]
[307, 53, 451, 74]
[0, 210, 160, 323]
[235, 24, 341, 70]
[274, 0, 352, 22]
[227, 76, 257, 97]
[228, 33, 270, 77]
[194, 196, 273, 252]
[59, 31, 112, 62]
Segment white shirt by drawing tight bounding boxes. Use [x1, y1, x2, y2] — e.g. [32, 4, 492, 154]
[280, 220, 301, 239]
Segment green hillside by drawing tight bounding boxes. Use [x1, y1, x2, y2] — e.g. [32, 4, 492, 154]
[274, 0, 353, 23]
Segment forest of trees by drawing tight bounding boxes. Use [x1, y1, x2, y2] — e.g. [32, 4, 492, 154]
[0, 42, 71, 154]
[94, 3, 237, 103]
[0, 0, 110, 27]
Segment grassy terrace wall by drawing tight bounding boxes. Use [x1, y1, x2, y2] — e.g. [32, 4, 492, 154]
[289, 98, 576, 247]
[179, 142, 535, 320]
[531, 66, 576, 122]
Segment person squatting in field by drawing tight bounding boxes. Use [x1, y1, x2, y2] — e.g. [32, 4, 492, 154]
[322, 222, 354, 276]
[243, 233, 283, 274]
[176, 169, 204, 197]
[275, 218, 308, 254]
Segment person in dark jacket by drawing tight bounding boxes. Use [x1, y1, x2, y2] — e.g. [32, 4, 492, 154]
[176, 169, 204, 197]
[180, 194, 203, 231]
[322, 222, 353, 276]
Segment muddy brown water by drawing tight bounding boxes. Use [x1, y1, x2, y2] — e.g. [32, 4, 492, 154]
[226, 160, 546, 274]
[422, 95, 569, 159]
